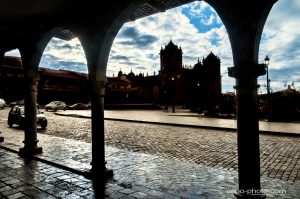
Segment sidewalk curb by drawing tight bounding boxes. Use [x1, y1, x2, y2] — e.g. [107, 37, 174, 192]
[55, 112, 300, 137]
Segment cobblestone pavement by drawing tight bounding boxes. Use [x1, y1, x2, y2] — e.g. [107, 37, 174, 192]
[0, 108, 300, 198]
[61, 109, 300, 135]
[0, 108, 300, 183]
[1, 135, 299, 198]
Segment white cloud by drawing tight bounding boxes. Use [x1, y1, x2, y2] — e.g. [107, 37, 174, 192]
[39, 38, 87, 72]
[259, 0, 300, 92]
[181, 1, 209, 18]
[201, 14, 215, 25]
[5, 0, 298, 93]
[108, 2, 234, 92]
[5, 49, 20, 57]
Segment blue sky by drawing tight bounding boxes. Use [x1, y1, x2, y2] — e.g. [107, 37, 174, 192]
[6, 0, 300, 93]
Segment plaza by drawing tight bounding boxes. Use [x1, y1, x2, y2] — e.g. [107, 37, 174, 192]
[1, 108, 299, 198]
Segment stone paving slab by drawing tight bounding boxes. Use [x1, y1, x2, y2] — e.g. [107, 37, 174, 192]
[56, 109, 300, 136]
[1, 108, 299, 183]
[1, 108, 300, 198]
[1, 130, 300, 198]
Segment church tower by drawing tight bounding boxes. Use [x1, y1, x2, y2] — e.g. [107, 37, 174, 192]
[159, 40, 182, 73]
[159, 40, 185, 106]
[202, 52, 221, 96]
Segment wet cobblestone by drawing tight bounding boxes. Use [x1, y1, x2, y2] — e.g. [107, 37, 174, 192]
[0, 108, 300, 198]
[38, 110, 300, 182]
[1, 143, 300, 198]
[0, 108, 300, 183]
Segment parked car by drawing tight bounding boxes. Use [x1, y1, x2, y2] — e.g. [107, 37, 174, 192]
[45, 101, 66, 111]
[0, 98, 6, 109]
[8, 106, 47, 129]
[68, 103, 89, 110]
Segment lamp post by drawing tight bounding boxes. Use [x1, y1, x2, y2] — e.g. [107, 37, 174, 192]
[264, 55, 270, 121]
[171, 76, 175, 113]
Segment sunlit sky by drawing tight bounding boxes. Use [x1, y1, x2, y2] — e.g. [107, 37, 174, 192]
[6, 0, 300, 93]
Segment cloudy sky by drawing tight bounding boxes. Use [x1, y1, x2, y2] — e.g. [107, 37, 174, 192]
[6, 0, 300, 93]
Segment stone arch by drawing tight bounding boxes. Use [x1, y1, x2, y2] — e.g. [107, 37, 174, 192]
[205, 0, 278, 196]
[17, 27, 75, 156]
[77, 0, 149, 81]
[68, 0, 165, 181]
[206, 0, 277, 65]
[3, 0, 280, 196]
[97, 0, 279, 197]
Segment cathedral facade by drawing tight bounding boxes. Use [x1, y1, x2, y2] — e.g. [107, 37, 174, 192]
[158, 40, 221, 112]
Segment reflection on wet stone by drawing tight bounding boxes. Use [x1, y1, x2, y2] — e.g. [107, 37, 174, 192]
[0, 109, 299, 198]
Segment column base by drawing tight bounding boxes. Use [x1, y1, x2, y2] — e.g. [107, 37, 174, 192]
[235, 192, 266, 199]
[84, 168, 114, 181]
[19, 146, 43, 157]
[0, 137, 4, 142]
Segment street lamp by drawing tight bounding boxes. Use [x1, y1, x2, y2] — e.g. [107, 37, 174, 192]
[171, 76, 175, 113]
[264, 55, 270, 121]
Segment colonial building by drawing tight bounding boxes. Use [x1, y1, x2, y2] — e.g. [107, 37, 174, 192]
[37, 68, 89, 104]
[159, 40, 221, 113]
[0, 56, 90, 104]
[106, 72, 136, 104]
[1, 41, 221, 113]
[0, 56, 24, 102]
[126, 70, 161, 103]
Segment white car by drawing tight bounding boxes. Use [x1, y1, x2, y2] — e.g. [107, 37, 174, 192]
[0, 98, 6, 109]
[8, 105, 47, 129]
[45, 101, 66, 112]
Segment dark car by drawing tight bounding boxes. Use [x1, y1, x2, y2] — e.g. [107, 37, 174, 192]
[8, 106, 47, 129]
[68, 103, 89, 110]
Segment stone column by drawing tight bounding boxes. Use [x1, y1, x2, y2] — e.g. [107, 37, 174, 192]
[79, 35, 114, 182]
[79, 21, 124, 182]
[77, 1, 143, 182]
[0, 50, 4, 142]
[18, 37, 47, 156]
[228, 64, 266, 198]
[89, 80, 113, 180]
[19, 65, 42, 156]
[210, 0, 278, 197]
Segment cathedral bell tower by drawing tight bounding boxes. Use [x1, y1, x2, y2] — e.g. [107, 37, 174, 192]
[159, 40, 184, 106]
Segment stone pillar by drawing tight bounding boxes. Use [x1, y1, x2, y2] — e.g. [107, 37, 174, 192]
[228, 64, 266, 198]
[79, 21, 124, 182]
[89, 80, 113, 180]
[79, 36, 114, 181]
[211, 1, 277, 197]
[18, 37, 47, 156]
[19, 77, 42, 156]
[0, 51, 4, 142]
[76, 2, 141, 182]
